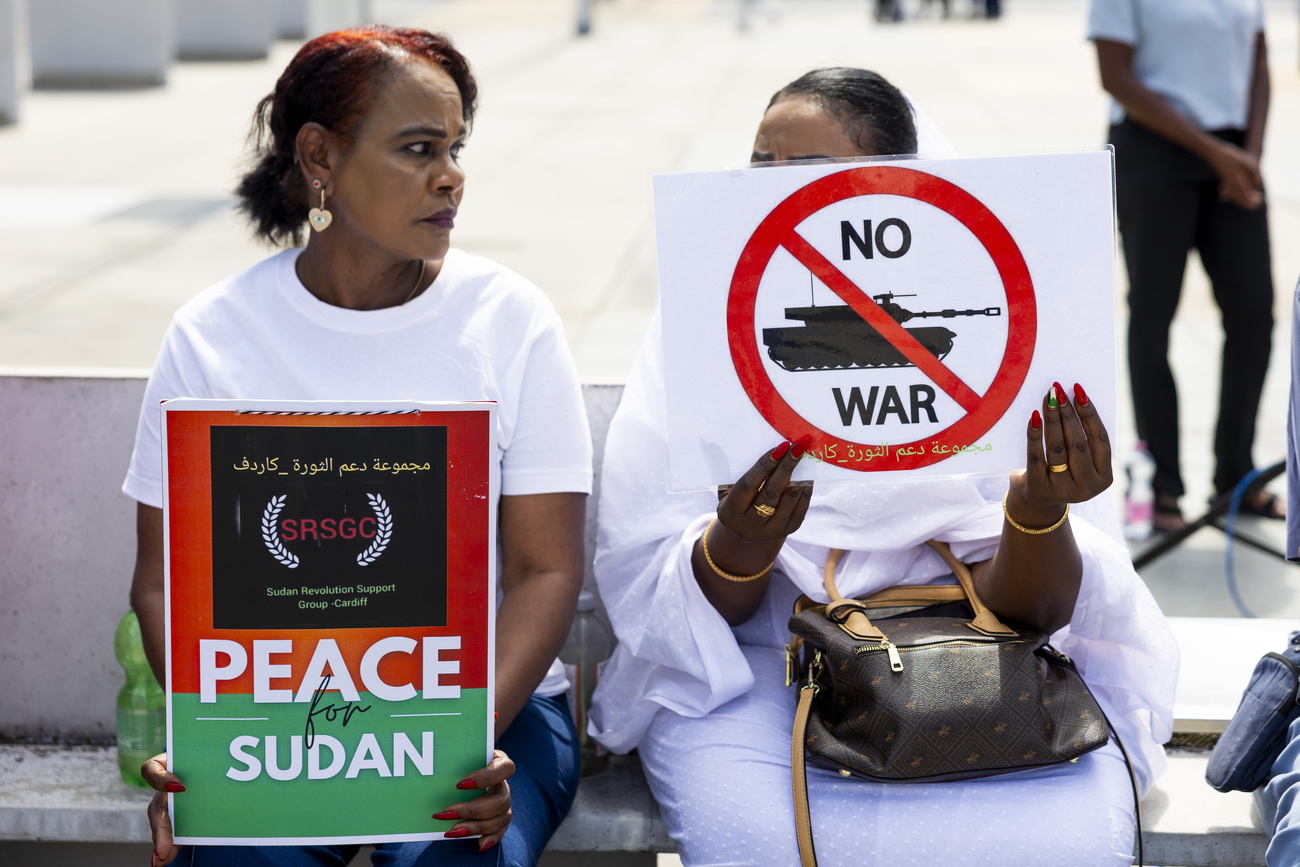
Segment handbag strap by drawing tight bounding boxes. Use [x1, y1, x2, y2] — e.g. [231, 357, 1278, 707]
[923, 540, 1019, 637]
[821, 548, 884, 640]
[820, 542, 1018, 641]
[792, 681, 819, 867]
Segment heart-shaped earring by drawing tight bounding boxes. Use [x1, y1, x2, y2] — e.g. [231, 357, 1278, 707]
[308, 185, 332, 232]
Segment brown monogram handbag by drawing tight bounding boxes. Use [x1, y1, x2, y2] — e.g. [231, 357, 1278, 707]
[786, 540, 1120, 867]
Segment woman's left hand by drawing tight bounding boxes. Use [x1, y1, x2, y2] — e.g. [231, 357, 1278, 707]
[1010, 382, 1113, 521]
[432, 749, 515, 852]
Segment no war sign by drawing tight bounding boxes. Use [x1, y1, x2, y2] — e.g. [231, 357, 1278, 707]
[653, 150, 1116, 490]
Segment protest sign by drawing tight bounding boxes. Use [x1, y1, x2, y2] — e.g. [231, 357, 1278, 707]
[162, 399, 495, 845]
[653, 150, 1116, 490]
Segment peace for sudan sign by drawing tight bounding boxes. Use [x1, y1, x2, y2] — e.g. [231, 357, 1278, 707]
[162, 400, 495, 845]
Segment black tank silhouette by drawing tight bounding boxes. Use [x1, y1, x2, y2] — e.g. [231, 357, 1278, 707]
[761, 293, 1002, 371]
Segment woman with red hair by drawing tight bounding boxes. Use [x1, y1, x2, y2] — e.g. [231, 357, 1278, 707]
[125, 26, 591, 866]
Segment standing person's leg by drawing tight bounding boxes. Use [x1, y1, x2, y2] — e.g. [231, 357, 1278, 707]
[1112, 121, 1202, 520]
[377, 693, 580, 867]
[1196, 182, 1274, 498]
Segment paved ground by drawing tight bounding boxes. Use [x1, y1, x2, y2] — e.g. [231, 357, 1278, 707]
[2, 2, 1298, 863]
[3, 0, 1296, 609]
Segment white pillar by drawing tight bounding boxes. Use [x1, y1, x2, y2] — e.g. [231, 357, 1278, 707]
[0, 0, 23, 123]
[305, 0, 363, 40]
[276, 0, 307, 40]
[29, 0, 172, 88]
[175, 0, 275, 60]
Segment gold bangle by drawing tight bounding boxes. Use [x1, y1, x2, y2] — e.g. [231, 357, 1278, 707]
[701, 520, 774, 582]
[1002, 493, 1069, 535]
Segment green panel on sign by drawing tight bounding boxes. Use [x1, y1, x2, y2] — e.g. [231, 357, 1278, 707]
[171, 690, 488, 840]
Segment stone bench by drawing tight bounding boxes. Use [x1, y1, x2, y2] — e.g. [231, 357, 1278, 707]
[0, 743, 1267, 866]
[0, 371, 1272, 865]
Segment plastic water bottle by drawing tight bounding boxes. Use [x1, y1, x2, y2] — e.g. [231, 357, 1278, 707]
[115, 609, 165, 788]
[1124, 441, 1156, 541]
[560, 590, 615, 776]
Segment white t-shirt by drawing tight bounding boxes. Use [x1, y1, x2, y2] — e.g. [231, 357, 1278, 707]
[1088, 0, 1265, 130]
[124, 247, 593, 696]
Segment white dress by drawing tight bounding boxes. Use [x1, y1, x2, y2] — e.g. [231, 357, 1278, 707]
[589, 311, 1177, 867]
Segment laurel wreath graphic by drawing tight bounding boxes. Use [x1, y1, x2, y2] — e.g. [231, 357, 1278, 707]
[357, 493, 392, 566]
[261, 495, 300, 568]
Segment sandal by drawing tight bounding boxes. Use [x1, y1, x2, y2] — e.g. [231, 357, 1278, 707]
[1234, 490, 1286, 520]
[1153, 495, 1186, 533]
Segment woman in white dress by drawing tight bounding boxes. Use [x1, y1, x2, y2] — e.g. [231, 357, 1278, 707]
[589, 68, 1177, 867]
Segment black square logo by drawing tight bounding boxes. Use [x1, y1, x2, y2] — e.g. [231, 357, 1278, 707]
[209, 424, 448, 630]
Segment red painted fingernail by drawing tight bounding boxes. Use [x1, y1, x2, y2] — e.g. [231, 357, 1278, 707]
[480, 840, 497, 852]
[493, 712, 498, 719]
[1031, 410, 1042, 430]
[791, 435, 812, 458]
[444, 828, 471, 838]
[432, 810, 460, 820]
[771, 441, 791, 461]
[1053, 381, 1065, 402]
[164, 782, 186, 793]
[1073, 383, 1088, 406]
[456, 778, 477, 790]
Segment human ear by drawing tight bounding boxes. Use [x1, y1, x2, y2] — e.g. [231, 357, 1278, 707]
[295, 122, 336, 193]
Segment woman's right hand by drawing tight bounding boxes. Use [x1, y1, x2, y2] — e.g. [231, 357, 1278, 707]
[716, 436, 815, 544]
[141, 753, 183, 867]
[693, 437, 814, 625]
[1209, 140, 1264, 210]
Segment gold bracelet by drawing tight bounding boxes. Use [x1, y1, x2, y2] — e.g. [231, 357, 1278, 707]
[1002, 493, 1069, 535]
[701, 520, 774, 582]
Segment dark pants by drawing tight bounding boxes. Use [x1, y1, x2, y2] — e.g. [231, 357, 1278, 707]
[1111, 118, 1274, 500]
[176, 694, 581, 867]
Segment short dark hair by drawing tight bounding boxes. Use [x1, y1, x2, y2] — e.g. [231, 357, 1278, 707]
[236, 26, 478, 247]
[768, 68, 917, 157]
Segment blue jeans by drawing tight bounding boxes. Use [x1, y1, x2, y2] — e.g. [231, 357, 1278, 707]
[1258, 715, 1300, 866]
[176, 693, 580, 867]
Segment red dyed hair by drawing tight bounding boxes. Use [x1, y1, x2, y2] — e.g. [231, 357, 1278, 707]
[236, 26, 477, 246]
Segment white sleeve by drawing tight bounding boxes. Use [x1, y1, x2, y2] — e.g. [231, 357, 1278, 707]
[1087, 0, 1138, 45]
[498, 308, 593, 496]
[1054, 519, 1178, 794]
[122, 321, 208, 508]
[589, 316, 754, 753]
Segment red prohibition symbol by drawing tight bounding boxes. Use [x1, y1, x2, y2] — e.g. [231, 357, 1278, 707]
[727, 165, 1036, 471]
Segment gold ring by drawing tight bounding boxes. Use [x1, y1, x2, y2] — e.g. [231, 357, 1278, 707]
[1049, 463, 1069, 473]
[754, 503, 776, 518]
